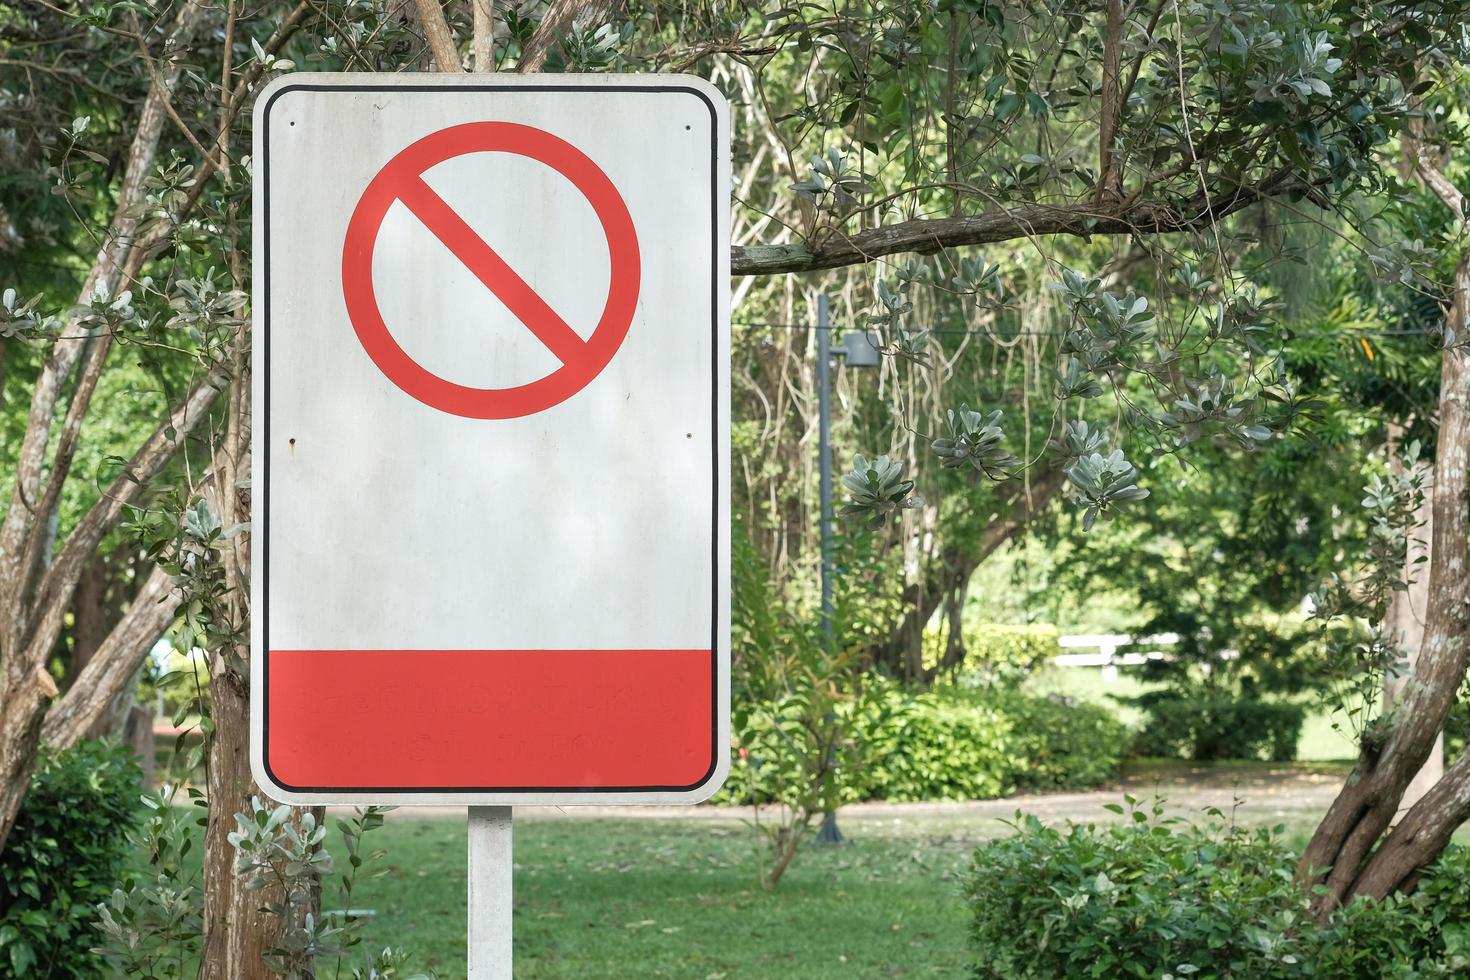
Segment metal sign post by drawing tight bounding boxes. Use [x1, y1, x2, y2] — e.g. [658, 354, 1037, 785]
[468, 807, 513, 979]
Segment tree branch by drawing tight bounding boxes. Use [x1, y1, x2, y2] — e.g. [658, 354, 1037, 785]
[0, 0, 208, 663]
[472, 0, 494, 71]
[1417, 156, 1469, 236]
[731, 174, 1312, 276]
[16, 331, 114, 609]
[20, 361, 229, 668]
[1119, 0, 1169, 111]
[1349, 744, 1470, 900]
[413, 0, 462, 71]
[130, 10, 213, 161]
[1098, 0, 1124, 201]
[667, 40, 782, 72]
[515, 0, 614, 73]
[41, 564, 179, 749]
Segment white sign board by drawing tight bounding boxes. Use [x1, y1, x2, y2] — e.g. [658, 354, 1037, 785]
[251, 74, 730, 805]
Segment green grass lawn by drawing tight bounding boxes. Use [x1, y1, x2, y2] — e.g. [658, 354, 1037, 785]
[127, 669, 1381, 976]
[1296, 708, 1357, 761]
[313, 815, 975, 979]
[122, 763, 1362, 978]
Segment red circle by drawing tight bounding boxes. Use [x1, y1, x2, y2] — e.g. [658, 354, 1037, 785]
[341, 122, 640, 419]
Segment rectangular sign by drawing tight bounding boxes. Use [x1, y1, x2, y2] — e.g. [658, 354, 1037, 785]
[251, 73, 730, 804]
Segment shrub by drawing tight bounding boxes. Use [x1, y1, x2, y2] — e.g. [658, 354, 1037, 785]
[0, 741, 140, 978]
[1133, 694, 1305, 761]
[724, 679, 1129, 805]
[853, 687, 1014, 800]
[991, 690, 1129, 791]
[931, 623, 1060, 686]
[721, 681, 908, 810]
[965, 800, 1470, 978]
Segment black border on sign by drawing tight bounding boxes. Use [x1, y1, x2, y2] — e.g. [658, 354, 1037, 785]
[260, 81, 722, 795]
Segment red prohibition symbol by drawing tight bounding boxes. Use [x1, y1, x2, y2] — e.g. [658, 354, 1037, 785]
[341, 122, 641, 419]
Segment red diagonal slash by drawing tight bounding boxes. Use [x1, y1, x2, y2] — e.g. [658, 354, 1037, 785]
[396, 175, 588, 367]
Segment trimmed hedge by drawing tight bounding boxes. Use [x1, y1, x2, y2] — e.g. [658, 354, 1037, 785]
[857, 687, 1128, 801]
[966, 801, 1470, 978]
[852, 688, 1014, 801]
[0, 741, 140, 978]
[724, 681, 1129, 805]
[958, 623, 1061, 686]
[1133, 694, 1305, 761]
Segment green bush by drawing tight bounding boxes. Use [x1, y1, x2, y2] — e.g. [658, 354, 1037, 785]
[720, 680, 908, 810]
[723, 679, 1129, 805]
[965, 801, 1470, 978]
[0, 741, 140, 978]
[939, 623, 1060, 686]
[991, 690, 1128, 791]
[853, 687, 1014, 801]
[1133, 694, 1305, 761]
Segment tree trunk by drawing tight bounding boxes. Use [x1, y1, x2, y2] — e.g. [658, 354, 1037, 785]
[202, 653, 325, 977]
[1297, 258, 1470, 918]
[122, 703, 156, 790]
[197, 401, 270, 975]
[67, 555, 113, 683]
[1383, 429, 1442, 818]
[515, 0, 615, 73]
[471, 0, 495, 71]
[200, 316, 260, 975]
[0, 367, 223, 846]
[200, 658, 274, 979]
[0, 665, 57, 842]
[199, 310, 325, 977]
[871, 470, 1064, 680]
[1347, 744, 1470, 900]
[42, 564, 180, 749]
[0, 0, 209, 853]
[927, 577, 970, 682]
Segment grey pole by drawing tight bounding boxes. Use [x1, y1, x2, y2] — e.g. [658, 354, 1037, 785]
[815, 295, 845, 846]
[817, 294, 835, 640]
[468, 806, 513, 978]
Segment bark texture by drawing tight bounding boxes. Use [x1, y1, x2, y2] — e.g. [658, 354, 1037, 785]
[0, 0, 210, 853]
[472, 0, 495, 70]
[730, 172, 1318, 276]
[42, 565, 180, 749]
[515, 0, 615, 73]
[412, 0, 461, 71]
[1297, 257, 1470, 917]
[1351, 739, 1470, 899]
[200, 333, 275, 979]
[1382, 432, 1443, 818]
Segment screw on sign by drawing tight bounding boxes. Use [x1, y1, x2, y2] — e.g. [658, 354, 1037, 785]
[341, 121, 641, 419]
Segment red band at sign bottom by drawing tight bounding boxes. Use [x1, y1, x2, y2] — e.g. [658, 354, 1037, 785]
[266, 649, 714, 790]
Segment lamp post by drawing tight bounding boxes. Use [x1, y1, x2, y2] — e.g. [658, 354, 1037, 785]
[814, 294, 879, 846]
